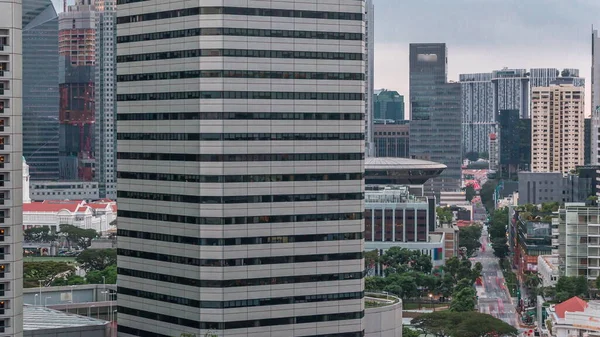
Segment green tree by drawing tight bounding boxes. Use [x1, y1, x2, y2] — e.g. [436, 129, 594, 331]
[480, 180, 498, 212]
[59, 224, 98, 249]
[443, 256, 461, 282]
[86, 265, 117, 284]
[450, 287, 477, 312]
[412, 311, 460, 337]
[402, 327, 420, 337]
[24, 226, 56, 242]
[465, 152, 479, 161]
[541, 202, 560, 213]
[75, 249, 117, 272]
[555, 276, 589, 298]
[491, 237, 509, 259]
[436, 274, 455, 298]
[459, 225, 482, 256]
[365, 249, 378, 271]
[596, 275, 600, 290]
[436, 207, 453, 225]
[465, 185, 476, 202]
[412, 311, 518, 337]
[24, 261, 75, 287]
[365, 276, 387, 292]
[52, 274, 86, 286]
[379, 247, 432, 274]
[452, 312, 518, 337]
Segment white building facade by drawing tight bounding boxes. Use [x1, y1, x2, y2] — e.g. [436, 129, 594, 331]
[23, 200, 116, 234]
[0, 0, 24, 334]
[116, 1, 366, 336]
[94, 0, 116, 200]
[459, 73, 494, 154]
[29, 181, 99, 201]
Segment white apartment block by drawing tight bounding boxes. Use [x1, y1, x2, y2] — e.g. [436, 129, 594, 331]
[0, 0, 24, 335]
[557, 204, 600, 281]
[531, 85, 584, 174]
[29, 181, 99, 201]
[115, 1, 365, 336]
[94, 0, 116, 200]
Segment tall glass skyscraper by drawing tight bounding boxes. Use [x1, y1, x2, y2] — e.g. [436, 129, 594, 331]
[116, 1, 366, 336]
[22, 0, 59, 180]
[409, 43, 462, 198]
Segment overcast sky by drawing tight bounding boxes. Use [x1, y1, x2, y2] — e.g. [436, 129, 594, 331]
[53, 0, 599, 113]
[373, 0, 599, 114]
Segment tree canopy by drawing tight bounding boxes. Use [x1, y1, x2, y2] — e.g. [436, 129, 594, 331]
[412, 311, 518, 337]
[24, 261, 75, 287]
[554, 276, 588, 301]
[59, 224, 98, 249]
[75, 248, 117, 272]
[465, 185, 476, 202]
[24, 226, 56, 243]
[379, 247, 433, 274]
[459, 225, 482, 257]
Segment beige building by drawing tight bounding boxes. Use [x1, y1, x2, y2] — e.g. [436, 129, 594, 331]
[531, 84, 584, 173]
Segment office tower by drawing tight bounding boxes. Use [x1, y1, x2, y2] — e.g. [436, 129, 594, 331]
[116, 1, 366, 336]
[497, 109, 531, 175]
[409, 43, 462, 198]
[22, 0, 59, 181]
[491, 68, 530, 119]
[373, 90, 404, 121]
[365, 0, 374, 157]
[459, 73, 494, 154]
[94, 0, 116, 199]
[0, 0, 24, 335]
[593, 28, 600, 166]
[373, 121, 409, 158]
[531, 85, 584, 173]
[58, 0, 95, 181]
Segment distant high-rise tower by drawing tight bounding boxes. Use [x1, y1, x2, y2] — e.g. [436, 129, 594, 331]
[491, 68, 530, 119]
[0, 0, 25, 335]
[22, 0, 59, 181]
[592, 28, 600, 166]
[116, 0, 366, 336]
[373, 89, 404, 121]
[459, 73, 494, 154]
[94, 0, 115, 199]
[58, 0, 95, 181]
[365, 0, 374, 156]
[409, 43, 462, 198]
[531, 84, 584, 174]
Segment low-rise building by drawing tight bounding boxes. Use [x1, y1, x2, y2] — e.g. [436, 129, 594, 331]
[24, 305, 110, 337]
[23, 199, 117, 234]
[514, 217, 553, 277]
[30, 181, 99, 201]
[518, 172, 593, 205]
[545, 297, 600, 337]
[365, 293, 403, 337]
[537, 255, 560, 288]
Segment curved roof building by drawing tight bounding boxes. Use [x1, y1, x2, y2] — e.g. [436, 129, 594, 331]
[365, 157, 447, 185]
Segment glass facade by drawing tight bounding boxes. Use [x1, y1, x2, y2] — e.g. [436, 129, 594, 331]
[409, 44, 462, 197]
[22, 0, 59, 180]
[373, 90, 404, 121]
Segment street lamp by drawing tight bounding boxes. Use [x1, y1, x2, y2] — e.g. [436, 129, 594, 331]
[429, 293, 434, 311]
[44, 296, 51, 307]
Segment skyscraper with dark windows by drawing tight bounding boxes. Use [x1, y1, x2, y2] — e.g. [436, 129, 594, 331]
[22, 0, 59, 180]
[116, 1, 366, 336]
[409, 43, 462, 198]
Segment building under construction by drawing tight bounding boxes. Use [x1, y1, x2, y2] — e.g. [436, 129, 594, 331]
[58, 0, 95, 181]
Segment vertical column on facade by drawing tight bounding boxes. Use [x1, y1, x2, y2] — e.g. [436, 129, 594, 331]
[381, 207, 385, 242]
[392, 208, 396, 242]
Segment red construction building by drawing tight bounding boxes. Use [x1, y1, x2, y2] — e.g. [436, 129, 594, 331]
[58, 0, 95, 181]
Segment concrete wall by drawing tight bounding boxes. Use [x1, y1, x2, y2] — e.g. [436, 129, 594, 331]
[23, 284, 116, 306]
[365, 295, 403, 337]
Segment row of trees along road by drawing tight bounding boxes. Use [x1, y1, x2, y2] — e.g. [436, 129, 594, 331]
[23, 249, 116, 287]
[365, 247, 482, 310]
[24, 224, 98, 249]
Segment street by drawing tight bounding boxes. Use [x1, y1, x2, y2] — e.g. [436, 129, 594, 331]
[472, 227, 518, 327]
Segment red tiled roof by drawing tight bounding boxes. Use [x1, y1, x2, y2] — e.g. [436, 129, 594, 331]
[87, 203, 111, 210]
[555, 297, 588, 318]
[96, 198, 113, 203]
[23, 201, 84, 213]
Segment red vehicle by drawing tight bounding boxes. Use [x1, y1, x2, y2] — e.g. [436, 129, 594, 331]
[476, 277, 483, 286]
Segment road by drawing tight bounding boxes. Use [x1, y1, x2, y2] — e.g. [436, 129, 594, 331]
[472, 227, 518, 328]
